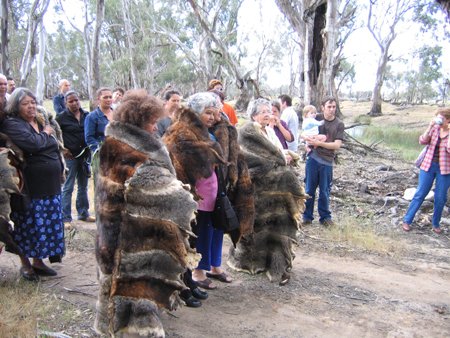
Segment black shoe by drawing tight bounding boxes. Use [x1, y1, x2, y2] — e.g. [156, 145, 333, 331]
[32, 266, 57, 276]
[192, 287, 208, 300]
[182, 296, 202, 308]
[20, 268, 40, 281]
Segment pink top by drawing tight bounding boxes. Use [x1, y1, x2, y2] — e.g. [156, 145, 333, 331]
[420, 125, 450, 175]
[196, 170, 218, 211]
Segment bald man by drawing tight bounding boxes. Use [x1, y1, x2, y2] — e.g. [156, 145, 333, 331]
[0, 74, 9, 102]
[53, 79, 71, 114]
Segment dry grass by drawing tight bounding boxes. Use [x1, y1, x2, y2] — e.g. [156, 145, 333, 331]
[319, 216, 404, 256]
[0, 280, 60, 337]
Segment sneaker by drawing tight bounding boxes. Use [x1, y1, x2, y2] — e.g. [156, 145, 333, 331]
[321, 220, 334, 227]
[64, 222, 72, 230]
[81, 216, 95, 222]
[301, 219, 312, 227]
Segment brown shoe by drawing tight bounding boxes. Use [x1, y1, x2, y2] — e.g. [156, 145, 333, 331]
[81, 216, 95, 222]
[321, 220, 334, 227]
[402, 222, 411, 231]
[301, 219, 312, 227]
[64, 222, 72, 230]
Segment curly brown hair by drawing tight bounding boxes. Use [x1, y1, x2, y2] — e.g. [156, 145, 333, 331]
[113, 89, 164, 128]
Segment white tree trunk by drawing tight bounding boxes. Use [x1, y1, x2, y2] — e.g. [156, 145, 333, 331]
[36, 21, 46, 105]
[122, 0, 139, 88]
[90, 0, 105, 110]
[19, 0, 50, 87]
[1, 0, 9, 75]
[317, 0, 340, 101]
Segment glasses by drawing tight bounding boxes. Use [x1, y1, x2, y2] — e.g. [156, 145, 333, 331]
[258, 110, 271, 114]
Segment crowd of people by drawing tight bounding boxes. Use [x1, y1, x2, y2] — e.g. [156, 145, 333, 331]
[1, 74, 447, 337]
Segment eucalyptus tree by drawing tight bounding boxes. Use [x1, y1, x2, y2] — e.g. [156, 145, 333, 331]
[58, 0, 105, 109]
[0, 0, 8, 75]
[275, 0, 356, 116]
[19, 0, 50, 87]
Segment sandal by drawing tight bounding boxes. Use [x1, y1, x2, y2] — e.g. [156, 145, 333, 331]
[206, 272, 232, 283]
[432, 227, 442, 233]
[194, 278, 217, 290]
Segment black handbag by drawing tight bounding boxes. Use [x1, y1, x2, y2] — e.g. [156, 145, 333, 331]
[210, 165, 239, 232]
[10, 168, 31, 212]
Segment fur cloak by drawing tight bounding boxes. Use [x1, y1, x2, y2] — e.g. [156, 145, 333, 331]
[94, 121, 199, 337]
[163, 107, 254, 245]
[228, 122, 310, 283]
[209, 117, 255, 245]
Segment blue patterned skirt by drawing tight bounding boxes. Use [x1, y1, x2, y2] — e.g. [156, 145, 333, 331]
[10, 194, 65, 259]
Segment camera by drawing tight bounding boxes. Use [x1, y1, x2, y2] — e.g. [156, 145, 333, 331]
[433, 117, 443, 125]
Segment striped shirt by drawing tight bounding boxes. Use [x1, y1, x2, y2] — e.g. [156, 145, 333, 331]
[419, 126, 450, 174]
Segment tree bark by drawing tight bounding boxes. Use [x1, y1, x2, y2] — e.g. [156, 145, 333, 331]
[122, 0, 139, 89]
[90, 0, 105, 110]
[19, 0, 50, 87]
[36, 21, 46, 105]
[0, 0, 9, 75]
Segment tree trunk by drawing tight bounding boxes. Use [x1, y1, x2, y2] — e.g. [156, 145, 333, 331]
[122, 0, 139, 89]
[90, 0, 105, 110]
[36, 21, 46, 105]
[0, 0, 9, 75]
[19, 0, 50, 87]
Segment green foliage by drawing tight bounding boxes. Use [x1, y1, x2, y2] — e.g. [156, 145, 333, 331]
[353, 115, 371, 124]
[357, 124, 423, 160]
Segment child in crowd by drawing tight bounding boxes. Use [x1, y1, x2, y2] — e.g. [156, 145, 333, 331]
[302, 105, 327, 152]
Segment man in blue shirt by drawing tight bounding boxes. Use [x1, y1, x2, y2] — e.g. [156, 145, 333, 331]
[53, 79, 71, 114]
[279, 94, 299, 152]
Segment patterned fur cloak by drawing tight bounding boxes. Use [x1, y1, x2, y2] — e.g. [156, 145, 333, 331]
[209, 117, 254, 245]
[163, 107, 254, 246]
[94, 121, 199, 337]
[228, 122, 309, 283]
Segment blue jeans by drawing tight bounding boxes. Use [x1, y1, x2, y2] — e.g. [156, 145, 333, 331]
[303, 156, 333, 223]
[61, 157, 90, 222]
[196, 212, 224, 270]
[404, 162, 450, 228]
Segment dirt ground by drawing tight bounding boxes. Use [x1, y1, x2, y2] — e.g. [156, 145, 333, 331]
[0, 101, 449, 337]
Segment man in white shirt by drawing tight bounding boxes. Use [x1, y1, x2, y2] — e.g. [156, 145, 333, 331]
[279, 94, 299, 152]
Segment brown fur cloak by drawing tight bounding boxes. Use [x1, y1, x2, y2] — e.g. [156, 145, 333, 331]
[94, 121, 200, 337]
[209, 117, 255, 245]
[228, 122, 309, 283]
[163, 107, 254, 246]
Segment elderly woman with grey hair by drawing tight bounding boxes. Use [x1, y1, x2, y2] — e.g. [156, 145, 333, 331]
[164, 92, 233, 292]
[1, 87, 65, 281]
[247, 98, 292, 164]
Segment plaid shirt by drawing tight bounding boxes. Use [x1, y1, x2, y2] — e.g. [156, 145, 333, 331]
[419, 126, 450, 174]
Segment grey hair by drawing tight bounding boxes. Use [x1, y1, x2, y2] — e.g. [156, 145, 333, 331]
[0, 74, 6, 82]
[187, 92, 218, 115]
[247, 98, 271, 121]
[6, 87, 37, 117]
[64, 90, 79, 102]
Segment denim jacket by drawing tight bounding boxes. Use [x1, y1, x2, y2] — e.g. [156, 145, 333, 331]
[84, 107, 109, 154]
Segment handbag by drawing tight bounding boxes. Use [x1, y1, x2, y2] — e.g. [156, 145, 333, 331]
[415, 146, 428, 169]
[10, 168, 31, 212]
[210, 165, 239, 232]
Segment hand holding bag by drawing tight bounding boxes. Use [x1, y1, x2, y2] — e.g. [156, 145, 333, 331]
[211, 165, 239, 232]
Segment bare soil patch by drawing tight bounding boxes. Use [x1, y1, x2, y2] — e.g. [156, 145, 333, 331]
[1, 101, 449, 337]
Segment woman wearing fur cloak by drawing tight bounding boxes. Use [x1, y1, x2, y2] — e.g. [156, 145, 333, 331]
[164, 92, 254, 290]
[228, 98, 310, 285]
[94, 90, 199, 338]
